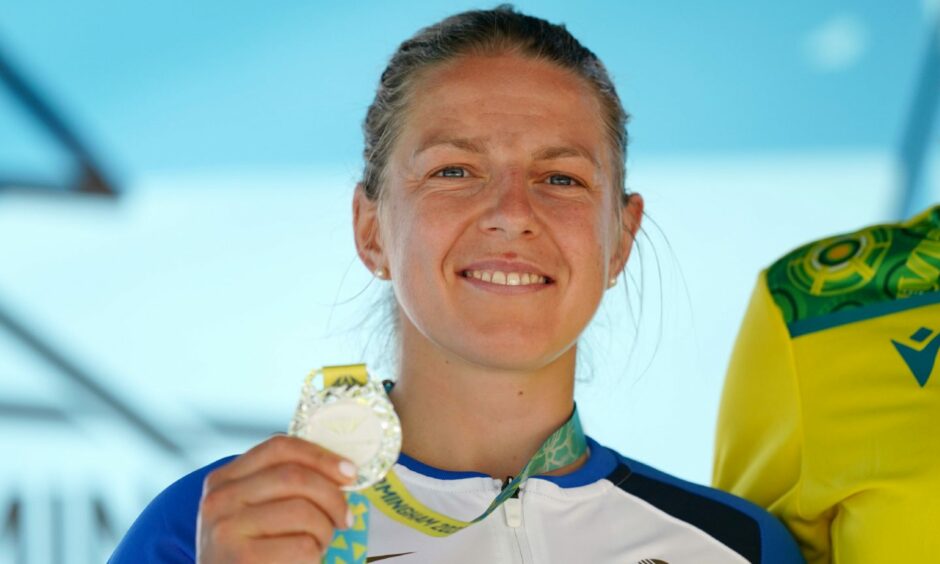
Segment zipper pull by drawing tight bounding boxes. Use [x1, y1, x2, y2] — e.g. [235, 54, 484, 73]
[502, 476, 523, 528]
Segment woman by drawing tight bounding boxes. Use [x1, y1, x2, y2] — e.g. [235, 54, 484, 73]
[111, 7, 802, 563]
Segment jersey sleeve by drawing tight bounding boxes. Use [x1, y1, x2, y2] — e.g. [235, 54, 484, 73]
[107, 478, 199, 564]
[712, 273, 830, 563]
[109, 456, 236, 564]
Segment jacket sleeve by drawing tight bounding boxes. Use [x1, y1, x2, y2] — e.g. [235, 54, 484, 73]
[107, 481, 198, 564]
[109, 456, 236, 564]
[712, 272, 831, 563]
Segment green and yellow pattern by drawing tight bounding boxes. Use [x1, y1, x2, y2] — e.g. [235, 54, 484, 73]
[767, 206, 940, 332]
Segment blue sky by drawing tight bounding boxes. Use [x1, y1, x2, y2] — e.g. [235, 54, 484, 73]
[1, 0, 934, 179]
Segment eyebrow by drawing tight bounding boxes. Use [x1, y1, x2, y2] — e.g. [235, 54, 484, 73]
[414, 135, 486, 157]
[415, 135, 600, 167]
[532, 145, 599, 167]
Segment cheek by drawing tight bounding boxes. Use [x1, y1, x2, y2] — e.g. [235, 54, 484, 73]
[384, 197, 460, 277]
[546, 205, 613, 270]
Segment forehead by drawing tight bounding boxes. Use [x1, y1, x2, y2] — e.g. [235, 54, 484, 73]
[400, 54, 608, 155]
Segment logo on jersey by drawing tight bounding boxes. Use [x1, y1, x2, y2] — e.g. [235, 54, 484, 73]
[366, 553, 415, 562]
[892, 326, 940, 387]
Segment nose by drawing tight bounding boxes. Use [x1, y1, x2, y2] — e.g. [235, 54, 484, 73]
[478, 170, 539, 239]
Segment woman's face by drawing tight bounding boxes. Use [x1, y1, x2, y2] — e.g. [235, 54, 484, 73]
[355, 53, 643, 372]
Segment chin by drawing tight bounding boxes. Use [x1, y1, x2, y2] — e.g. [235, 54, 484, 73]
[451, 335, 574, 373]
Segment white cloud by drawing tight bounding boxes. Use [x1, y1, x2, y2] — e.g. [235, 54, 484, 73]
[804, 14, 869, 72]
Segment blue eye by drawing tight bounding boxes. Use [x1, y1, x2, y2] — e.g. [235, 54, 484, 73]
[435, 167, 467, 178]
[547, 174, 577, 186]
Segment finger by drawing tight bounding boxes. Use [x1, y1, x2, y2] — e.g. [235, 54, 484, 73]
[230, 533, 324, 564]
[202, 462, 350, 529]
[232, 497, 339, 547]
[208, 435, 357, 487]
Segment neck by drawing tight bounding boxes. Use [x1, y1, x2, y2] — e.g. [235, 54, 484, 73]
[388, 325, 584, 479]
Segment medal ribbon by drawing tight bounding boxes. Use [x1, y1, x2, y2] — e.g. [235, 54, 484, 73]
[316, 364, 587, 562]
[319, 365, 373, 564]
[363, 392, 586, 537]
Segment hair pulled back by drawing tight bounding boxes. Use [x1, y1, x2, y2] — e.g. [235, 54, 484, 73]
[361, 4, 630, 202]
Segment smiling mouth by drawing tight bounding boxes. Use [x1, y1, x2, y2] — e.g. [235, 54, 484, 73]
[461, 269, 553, 286]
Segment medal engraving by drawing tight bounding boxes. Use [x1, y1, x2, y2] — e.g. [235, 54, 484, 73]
[303, 400, 384, 467]
[290, 374, 401, 490]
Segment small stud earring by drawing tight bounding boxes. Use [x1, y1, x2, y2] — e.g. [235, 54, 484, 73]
[607, 276, 618, 288]
[375, 267, 387, 279]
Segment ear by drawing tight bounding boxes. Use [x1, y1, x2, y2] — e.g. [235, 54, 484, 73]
[353, 183, 387, 275]
[609, 192, 644, 278]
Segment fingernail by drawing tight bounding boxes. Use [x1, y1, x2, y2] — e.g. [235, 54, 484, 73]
[339, 460, 357, 479]
[346, 508, 355, 529]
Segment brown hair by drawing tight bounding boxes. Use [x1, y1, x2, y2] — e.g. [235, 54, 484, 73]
[360, 4, 630, 203]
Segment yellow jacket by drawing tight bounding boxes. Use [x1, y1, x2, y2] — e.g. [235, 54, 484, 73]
[713, 206, 940, 563]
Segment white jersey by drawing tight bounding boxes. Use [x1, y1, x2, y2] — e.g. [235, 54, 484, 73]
[110, 437, 803, 563]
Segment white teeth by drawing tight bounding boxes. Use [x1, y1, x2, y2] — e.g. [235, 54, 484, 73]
[464, 270, 548, 286]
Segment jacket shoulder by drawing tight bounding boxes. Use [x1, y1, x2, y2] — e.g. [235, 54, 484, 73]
[609, 453, 805, 563]
[765, 206, 940, 329]
[108, 456, 237, 564]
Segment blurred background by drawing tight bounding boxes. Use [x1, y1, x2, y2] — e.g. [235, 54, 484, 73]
[1, 1, 938, 561]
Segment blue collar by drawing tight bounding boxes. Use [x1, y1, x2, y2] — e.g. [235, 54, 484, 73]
[395, 436, 617, 489]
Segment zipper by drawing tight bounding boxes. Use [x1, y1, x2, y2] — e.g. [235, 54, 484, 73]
[500, 476, 529, 563]
[502, 476, 523, 528]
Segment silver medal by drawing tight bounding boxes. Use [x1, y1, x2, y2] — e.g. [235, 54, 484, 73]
[289, 375, 401, 490]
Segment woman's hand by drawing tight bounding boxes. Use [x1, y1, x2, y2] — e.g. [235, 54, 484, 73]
[196, 434, 357, 563]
